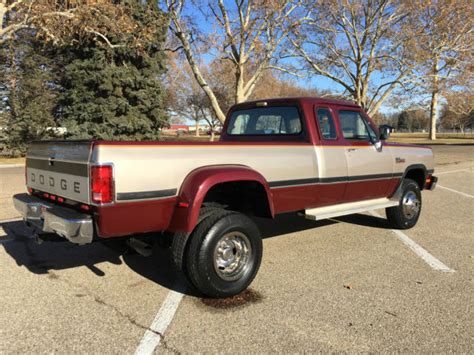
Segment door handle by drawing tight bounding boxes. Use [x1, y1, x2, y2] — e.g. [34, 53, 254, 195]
[347, 148, 357, 152]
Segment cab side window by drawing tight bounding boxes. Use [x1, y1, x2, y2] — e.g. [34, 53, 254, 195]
[316, 108, 337, 140]
[339, 110, 377, 141]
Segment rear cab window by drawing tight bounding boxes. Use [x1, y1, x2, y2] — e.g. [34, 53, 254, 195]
[227, 106, 303, 136]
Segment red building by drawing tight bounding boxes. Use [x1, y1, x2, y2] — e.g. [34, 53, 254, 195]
[169, 124, 189, 132]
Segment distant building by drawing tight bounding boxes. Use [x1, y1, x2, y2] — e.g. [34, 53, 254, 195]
[188, 124, 210, 132]
[170, 124, 189, 131]
[162, 124, 190, 133]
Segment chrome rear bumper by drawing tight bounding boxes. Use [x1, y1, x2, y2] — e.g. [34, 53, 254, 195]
[13, 193, 93, 245]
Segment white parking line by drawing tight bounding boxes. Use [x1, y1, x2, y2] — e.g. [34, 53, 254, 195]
[0, 231, 34, 245]
[134, 287, 185, 355]
[0, 225, 14, 244]
[0, 226, 20, 245]
[0, 219, 33, 245]
[0, 217, 22, 223]
[436, 168, 472, 175]
[0, 238, 16, 245]
[437, 185, 474, 199]
[369, 211, 455, 273]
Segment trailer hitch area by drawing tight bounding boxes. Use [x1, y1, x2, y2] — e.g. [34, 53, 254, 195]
[127, 237, 153, 257]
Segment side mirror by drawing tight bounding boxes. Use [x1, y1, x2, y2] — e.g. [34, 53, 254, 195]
[374, 140, 383, 151]
[379, 125, 393, 140]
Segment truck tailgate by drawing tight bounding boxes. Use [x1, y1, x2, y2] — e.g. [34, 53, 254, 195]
[26, 141, 92, 204]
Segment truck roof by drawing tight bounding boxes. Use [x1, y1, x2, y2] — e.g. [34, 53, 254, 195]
[231, 96, 360, 110]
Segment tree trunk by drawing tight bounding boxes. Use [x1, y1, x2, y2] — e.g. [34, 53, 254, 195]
[210, 130, 215, 142]
[195, 119, 199, 137]
[8, 39, 18, 121]
[235, 66, 245, 104]
[429, 58, 439, 140]
[0, 3, 5, 32]
[429, 90, 438, 140]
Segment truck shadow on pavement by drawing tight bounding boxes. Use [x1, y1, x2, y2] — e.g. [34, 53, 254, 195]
[0, 220, 123, 276]
[1, 212, 389, 297]
[332, 213, 392, 229]
[251, 211, 391, 239]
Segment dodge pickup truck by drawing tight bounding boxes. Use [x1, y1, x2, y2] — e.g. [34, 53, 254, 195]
[13, 97, 437, 298]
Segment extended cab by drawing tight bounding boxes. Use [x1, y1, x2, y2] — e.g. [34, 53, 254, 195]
[13, 97, 437, 297]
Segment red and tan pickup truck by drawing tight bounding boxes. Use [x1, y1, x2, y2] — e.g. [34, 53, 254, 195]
[13, 97, 437, 297]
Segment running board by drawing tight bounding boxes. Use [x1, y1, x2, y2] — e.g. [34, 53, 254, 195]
[304, 198, 399, 221]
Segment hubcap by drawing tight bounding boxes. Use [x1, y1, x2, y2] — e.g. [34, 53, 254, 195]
[213, 232, 252, 281]
[402, 191, 420, 219]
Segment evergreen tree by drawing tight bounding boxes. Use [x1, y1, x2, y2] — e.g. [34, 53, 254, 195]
[397, 111, 410, 132]
[58, 1, 168, 140]
[1, 36, 62, 155]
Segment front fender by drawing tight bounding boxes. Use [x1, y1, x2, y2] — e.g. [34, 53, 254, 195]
[168, 165, 274, 233]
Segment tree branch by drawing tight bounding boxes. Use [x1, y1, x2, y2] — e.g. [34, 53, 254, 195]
[84, 28, 125, 48]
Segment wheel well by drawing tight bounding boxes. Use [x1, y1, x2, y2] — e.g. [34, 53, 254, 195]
[203, 181, 272, 218]
[404, 168, 426, 190]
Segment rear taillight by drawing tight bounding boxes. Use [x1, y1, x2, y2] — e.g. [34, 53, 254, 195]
[425, 175, 432, 186]
[90, 165, 114, 204]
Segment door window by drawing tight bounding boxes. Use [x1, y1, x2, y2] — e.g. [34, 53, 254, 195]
[339, 110, 377, 141]
[316, 108, 337, 140]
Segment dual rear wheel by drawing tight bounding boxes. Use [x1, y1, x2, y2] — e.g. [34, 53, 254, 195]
[172, 208, 262, 298]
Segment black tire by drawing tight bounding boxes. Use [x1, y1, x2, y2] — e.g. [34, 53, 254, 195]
[171, 206, 221, 274]
[386, 178, 422, 229]
[185, 211, 263, 298]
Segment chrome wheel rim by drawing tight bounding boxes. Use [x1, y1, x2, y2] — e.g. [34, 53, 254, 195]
[402, 191, 420, 219]
[213, 232, 252, 281]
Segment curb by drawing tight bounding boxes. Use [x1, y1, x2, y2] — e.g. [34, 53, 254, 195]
[0, 164, 25, 169]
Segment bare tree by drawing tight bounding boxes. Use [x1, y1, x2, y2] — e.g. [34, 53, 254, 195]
[444, 92, 474, 119]
[407, 0, 473, 140]
[200, 109, 222, 142]
[165, 53, 201, 134]
[0, 1, 97, 46]
[441, 90, 474, 134]
[290, 0, 414, 116]
[165, 54, 225, 141]
[1, 0, 74, 45]
[251, 71, 334, 99]
[164, 0, 305, 123]
[0, 0, 154, 48]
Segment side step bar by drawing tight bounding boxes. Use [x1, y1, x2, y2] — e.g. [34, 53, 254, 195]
[304, 198, 399, 221]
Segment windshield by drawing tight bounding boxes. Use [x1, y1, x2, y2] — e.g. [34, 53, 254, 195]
[227, 106, 302, 136]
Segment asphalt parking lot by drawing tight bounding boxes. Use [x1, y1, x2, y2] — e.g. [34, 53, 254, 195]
[1, 145, 473, 353]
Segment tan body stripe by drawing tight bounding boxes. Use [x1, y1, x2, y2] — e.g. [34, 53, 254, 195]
[94, 144, 434, 199]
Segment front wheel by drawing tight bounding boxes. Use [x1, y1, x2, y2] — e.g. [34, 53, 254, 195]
[386, 178, 422, 229]
[185, 211, 262, 298]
